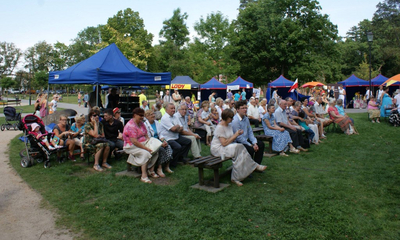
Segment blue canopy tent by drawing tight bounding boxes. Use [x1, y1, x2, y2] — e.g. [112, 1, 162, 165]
[170, 76, 200, 100]
[200, 77, 227, 101]
[227, 76, 253, 100]
[48, 43, 171, 86]
[371, 74, 400, 96]
[267, 75, 306, 101]
[337, 74, 369, 108]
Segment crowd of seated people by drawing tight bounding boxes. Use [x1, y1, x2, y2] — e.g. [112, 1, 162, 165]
[52, 87, 372, 185]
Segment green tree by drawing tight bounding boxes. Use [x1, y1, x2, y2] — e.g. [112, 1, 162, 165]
[69, 25, 103, 65]
[33, 71, 49, 89]
[52, 42, 70, 70]
[232, 0, 341, 85]
[107, 8, 153, 49]
[24, 41, 53, 73]
[158, 8, 191, 77]
[353, 54, 380, 80]
[372, 0, 400, 76]
[1, 77, 16, 93]
[0, 42, 21, 78]
[193, 12, 239, 83]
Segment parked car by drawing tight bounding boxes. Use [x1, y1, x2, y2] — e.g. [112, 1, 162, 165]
[8, 89, 20, 94]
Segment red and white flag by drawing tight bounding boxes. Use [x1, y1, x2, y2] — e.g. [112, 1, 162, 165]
[288, 78, 298, 93]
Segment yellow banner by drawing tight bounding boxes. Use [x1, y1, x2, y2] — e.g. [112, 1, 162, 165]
[166, 84, 192, 90]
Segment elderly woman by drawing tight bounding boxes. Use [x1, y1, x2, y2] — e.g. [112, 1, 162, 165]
[292, 101, 319, 144]
[71, 115, 86, 159]
[53, 115, 76, 161]
[185, 96, 196, 125]
[327, 99, 357, 135]
[368, 97, 380, 123]
[262, 104, 299, 156]
[336, 99, 354, 124]
[84, 109, 111, 171]
[258, 99, 267, 117]
[300, 97, 325, 139]
[123, 108, 159, 184]
[144, 110, 173, 177]
[215, 97, 224, 121]
[211, 109, 267, 186]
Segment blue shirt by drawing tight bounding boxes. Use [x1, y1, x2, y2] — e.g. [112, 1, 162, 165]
[262, 112, 276, 127]
[234, 93, 240, 101]
[231, 113, 256, 146]
[335, 105, 345, 116]
[150, 122, 158, 138]
[241, 91, 246, 100]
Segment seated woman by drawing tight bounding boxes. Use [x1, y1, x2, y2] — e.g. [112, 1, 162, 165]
[71, 114, 86, 159]
[144, 110, 173, 177]
[367, 97, 380, 123]
[123, 108, 159, 184]
[380, 87, 393, 118]
[84, 109, 111, 171]
[262, 104, 299, 156]
[53, 115, 76, 160]
[327, 99, 358, 135]
[211, 109, 267, 186]
[300, 97, 324, 139]
[194, 101, 215, 145]
[335, 99, 354, 124]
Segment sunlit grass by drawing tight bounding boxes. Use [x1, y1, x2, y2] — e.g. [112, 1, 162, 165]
[7, 113, 400, 239]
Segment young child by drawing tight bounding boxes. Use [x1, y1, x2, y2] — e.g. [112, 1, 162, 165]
[210, 107, 219, 125]
[31, 123, 55, 150]
[200, 101, 215, 145]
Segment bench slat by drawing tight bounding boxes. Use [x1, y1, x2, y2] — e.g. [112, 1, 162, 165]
[189, 155, 218, 165]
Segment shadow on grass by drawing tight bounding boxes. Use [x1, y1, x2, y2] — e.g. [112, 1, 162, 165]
[7, 113, 400, 240]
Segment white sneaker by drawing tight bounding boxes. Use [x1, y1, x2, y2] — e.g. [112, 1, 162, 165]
[48, 146, 55, 150]
[322, 134, 327, 138]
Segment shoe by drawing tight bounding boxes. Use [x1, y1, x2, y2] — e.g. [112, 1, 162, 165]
[321, 134, 327, 138]
[93, 164, 103, 172]
[102, 163, 112, 169]
[157, 169, 166, 178]
[298, 147, 308, 152]
[256, 165, 267, 171]
[68, 153, 76, 161]
[231, 180, 243, 186]
[148, 170, 159, 178]
[376, 120, 380, 123]
[165, 167, 174, 173]
[371, 120, 375, 123]
[279, 152, 289, 157]
[55, 145, 63, 149]
[289, 148, 300, 154]
[140, 177, 152, 184]
[48, 146, 55, 150]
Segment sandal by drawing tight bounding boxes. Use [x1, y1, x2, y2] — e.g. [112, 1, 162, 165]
[165, 167, 174, 173]
[279, 152, 289, 157]
[140, 177, 152, 184]
[157, 169, 166, 178]
[231, 180, 243, 186]
[256, 165, 267, 171]
[147, 171, 159, 178]
[102, 163, 112, 169]
[93, 164, 103, 172]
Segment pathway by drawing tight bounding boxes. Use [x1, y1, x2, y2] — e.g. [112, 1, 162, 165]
[0, 130, 75, 239]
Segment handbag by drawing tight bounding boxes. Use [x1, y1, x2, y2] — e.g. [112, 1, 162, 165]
[90, 137, 108, 145]
[144, 137, 162, 153]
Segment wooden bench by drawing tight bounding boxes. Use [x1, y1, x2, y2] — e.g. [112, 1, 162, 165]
[252, 127, 275, 155]
[189, 155, 232, 188]
[6, 99, 21, 106]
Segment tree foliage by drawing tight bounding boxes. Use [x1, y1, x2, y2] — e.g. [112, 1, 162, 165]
[0, 42, 21, 78]
[232, 0, 341, 85]
[24, 41, 54, 73]
[69, 26, 103, 65]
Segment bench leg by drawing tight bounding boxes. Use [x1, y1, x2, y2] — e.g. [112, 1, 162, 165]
[268, 139, 273, 153]
[213, 168, 220, 188]
[198, 167, 204, 186]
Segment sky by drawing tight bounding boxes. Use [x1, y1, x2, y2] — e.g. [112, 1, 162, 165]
[0, 0, 380, 52]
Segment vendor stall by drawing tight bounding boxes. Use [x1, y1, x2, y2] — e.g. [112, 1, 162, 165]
[227, 76, 253, 100]
[200, 77, 227, 102]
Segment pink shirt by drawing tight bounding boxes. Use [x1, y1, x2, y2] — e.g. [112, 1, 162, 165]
[368, 100, 379, 110]
[327, 106, 339, 120]
[123, 119, 147, 147]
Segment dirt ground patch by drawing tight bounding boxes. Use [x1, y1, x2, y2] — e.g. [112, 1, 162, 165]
[0, 130, 75, 240]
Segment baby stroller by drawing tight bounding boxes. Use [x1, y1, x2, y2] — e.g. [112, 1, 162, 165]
[19, 114, 63, 168]
[1, 106, 22, 131]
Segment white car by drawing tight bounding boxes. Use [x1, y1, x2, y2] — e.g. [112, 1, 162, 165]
[8, 89, 20, 94]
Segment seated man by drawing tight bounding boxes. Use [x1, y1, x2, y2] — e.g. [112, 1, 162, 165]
[231, 100, 265, 164]
[247, 98, 261, 127]
[159, 103, 191, 167]
[275, 100, 308, 152]
[101, 109, 124, 159]
[174, 103, 202, 159]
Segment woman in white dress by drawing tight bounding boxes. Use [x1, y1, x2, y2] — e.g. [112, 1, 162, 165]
[338, 86, 346, 107]
[210, 109, 267, 186]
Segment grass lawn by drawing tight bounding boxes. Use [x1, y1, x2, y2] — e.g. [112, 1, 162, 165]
[7, 113, 400, 239]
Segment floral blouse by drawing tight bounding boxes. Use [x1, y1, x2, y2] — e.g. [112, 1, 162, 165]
[123, 119, 147, 147]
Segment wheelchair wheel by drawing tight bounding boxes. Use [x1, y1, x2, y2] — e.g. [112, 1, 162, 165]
[1, 124, 5, 131]
[21, 157, 32, 168]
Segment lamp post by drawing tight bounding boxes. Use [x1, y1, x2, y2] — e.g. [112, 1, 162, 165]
[367, 31, 373, 96]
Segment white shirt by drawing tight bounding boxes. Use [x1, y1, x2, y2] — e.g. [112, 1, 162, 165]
[50, 99, 57, 112]
[174, 112, 189, 131]
[314, 102, 326, 115]
[159, 113, 179, 141]
[215, 105, 223, 120]
[377, 89, 384, 100]
[258, 106, 267, 116]
[366, 90, 372, 100]
[247, 104, 260, 119]
[395, 94, 400, 110]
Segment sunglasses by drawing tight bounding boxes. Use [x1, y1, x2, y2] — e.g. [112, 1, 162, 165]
[92, 115, 98, 117]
